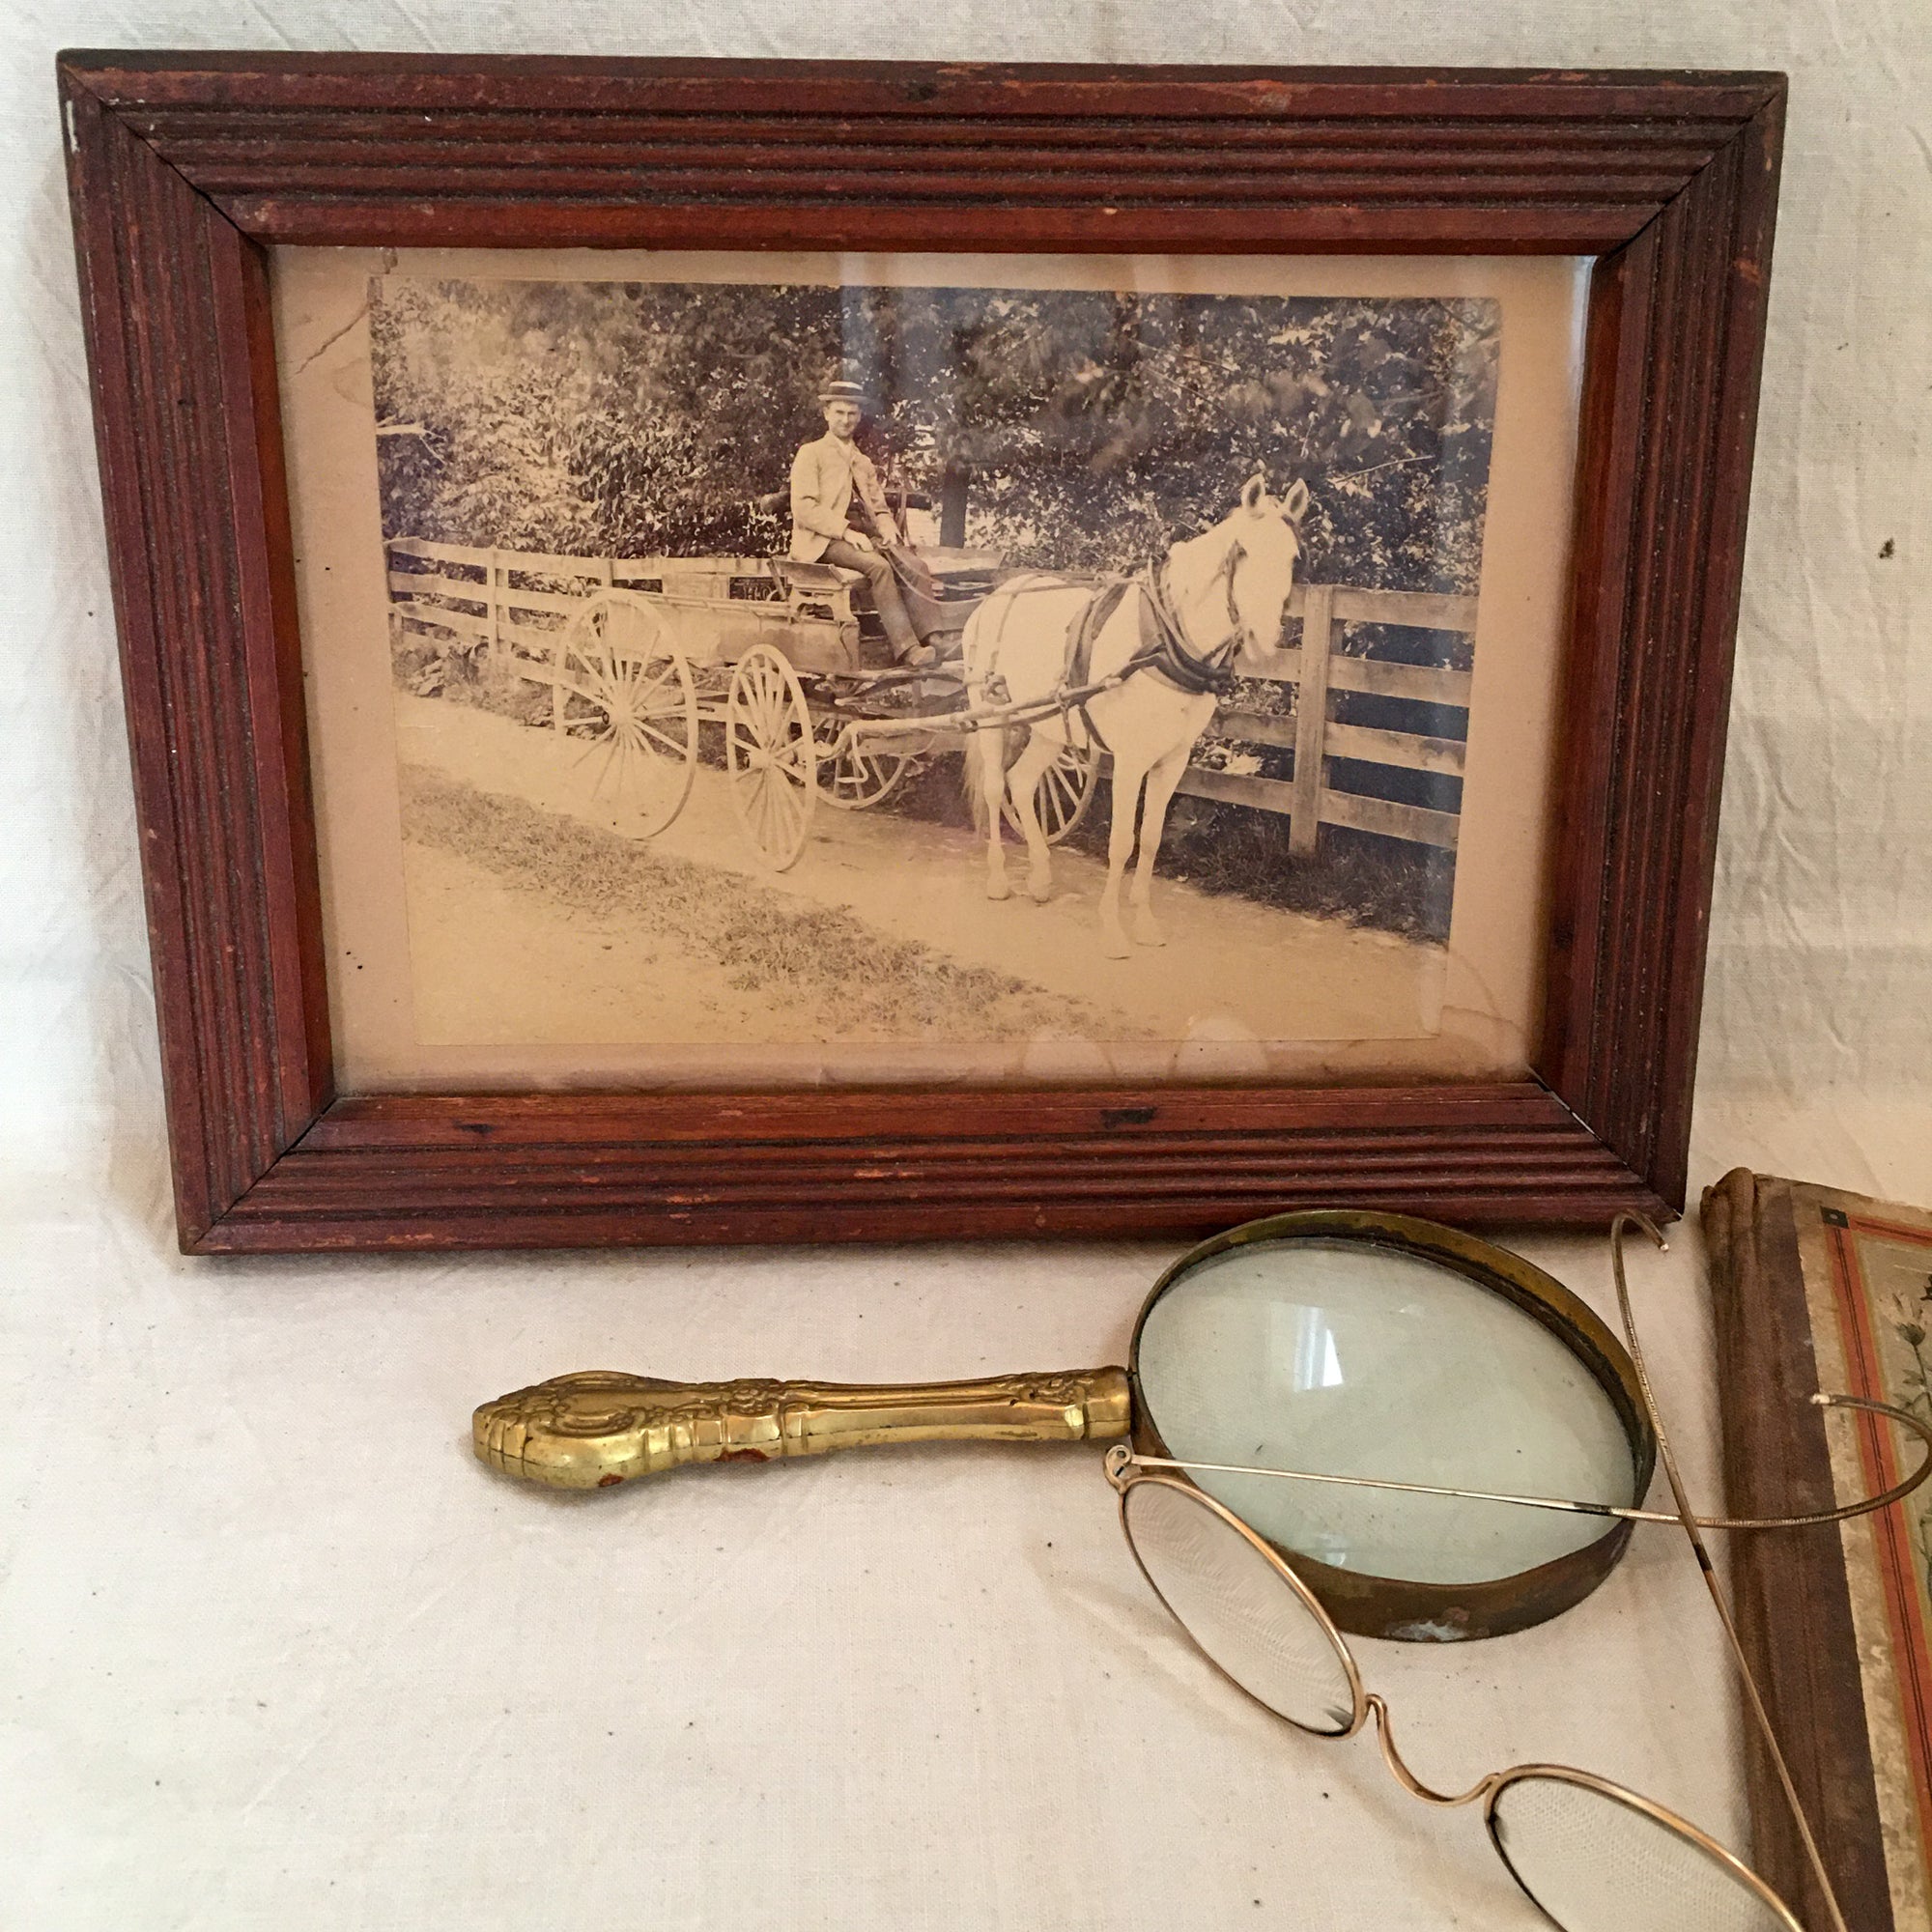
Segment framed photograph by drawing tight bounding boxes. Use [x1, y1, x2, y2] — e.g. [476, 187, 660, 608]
[61, 55, 1785, 1251]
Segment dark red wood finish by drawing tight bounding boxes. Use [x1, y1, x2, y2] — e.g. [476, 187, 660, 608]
[1704, 1170, 1896, 1931]
[58, 56, 1785, 1252]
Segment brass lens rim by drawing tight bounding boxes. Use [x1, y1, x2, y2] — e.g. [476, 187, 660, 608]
[1125, 1209, 1660, 1643]
[1117, 1467, 1370, 1740]
[1483, 1763, 1805, 1932]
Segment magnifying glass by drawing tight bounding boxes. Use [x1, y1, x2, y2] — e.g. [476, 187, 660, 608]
[473, 1209, 1661, 1640]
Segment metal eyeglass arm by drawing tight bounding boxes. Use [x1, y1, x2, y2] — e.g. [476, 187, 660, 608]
[1606, 1211, 1853, 1932]
[1115, 1384, 1932, 1532]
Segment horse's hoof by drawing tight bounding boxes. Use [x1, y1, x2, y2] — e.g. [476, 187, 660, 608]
[1027, 874, 1055, 904]
[986, 877, 1012, 902]
[1100, 929, 1132, 960]
[1132, 920, 1166, 948]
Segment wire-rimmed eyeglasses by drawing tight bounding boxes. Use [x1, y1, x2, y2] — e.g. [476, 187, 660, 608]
[1103, 1214, 1932, 1932]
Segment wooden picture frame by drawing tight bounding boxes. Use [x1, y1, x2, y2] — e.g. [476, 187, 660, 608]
[1703, 1170, 1932, 1931]
[59, 54, 1785, 1253]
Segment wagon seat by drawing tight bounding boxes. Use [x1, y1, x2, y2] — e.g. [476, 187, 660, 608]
[775, 546, 1006, 664]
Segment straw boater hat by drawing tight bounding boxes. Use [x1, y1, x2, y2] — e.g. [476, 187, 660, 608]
[818, 377, 871, 409]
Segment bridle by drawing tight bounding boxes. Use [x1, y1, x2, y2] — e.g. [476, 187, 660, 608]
[1138, 529, 1280, 698]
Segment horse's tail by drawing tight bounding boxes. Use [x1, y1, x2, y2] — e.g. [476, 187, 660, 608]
[960, 595, 1006, 834]
[965, 723, 1002, 835]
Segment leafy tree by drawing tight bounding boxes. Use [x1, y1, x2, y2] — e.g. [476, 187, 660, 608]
[370, 277, 1496, 597]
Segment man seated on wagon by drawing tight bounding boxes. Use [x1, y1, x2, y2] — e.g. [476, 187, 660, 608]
[789, 378, 933, 667]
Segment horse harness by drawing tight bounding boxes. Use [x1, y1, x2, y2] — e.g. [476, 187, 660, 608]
[1060, 550, 1244, 753]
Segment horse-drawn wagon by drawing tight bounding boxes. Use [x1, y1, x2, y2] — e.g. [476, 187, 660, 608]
[393, 474, 1318, 955]
[543, 542, 1102, 871]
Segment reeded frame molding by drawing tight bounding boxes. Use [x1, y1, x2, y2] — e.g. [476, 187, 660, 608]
[58, 55, 1785, 1252]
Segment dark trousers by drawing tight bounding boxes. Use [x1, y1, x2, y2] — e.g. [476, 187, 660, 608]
[822, 538, 921, 657]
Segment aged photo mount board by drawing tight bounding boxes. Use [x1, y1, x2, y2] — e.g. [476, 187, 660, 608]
[59, 55, 1787, 1251]
[284, 246, 1580, 1096]
[1705, 1170, 1932, 1932]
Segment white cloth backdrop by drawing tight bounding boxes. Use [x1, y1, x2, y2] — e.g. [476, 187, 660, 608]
[2, 4, 1928, 1927]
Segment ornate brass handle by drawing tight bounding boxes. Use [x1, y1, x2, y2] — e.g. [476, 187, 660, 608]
[473, 1367, 1133, 1490]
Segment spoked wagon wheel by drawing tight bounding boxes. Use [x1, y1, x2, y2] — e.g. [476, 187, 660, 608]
[812, 712, 914, 810]
[727, 643, 818, 870]
[1004, 736, 1099, 845]
[556, 590, 698, 838]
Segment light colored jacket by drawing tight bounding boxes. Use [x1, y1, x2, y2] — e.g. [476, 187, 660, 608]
[788, 433, 899, 562]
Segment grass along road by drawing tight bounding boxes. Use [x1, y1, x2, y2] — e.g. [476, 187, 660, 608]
[400, 762, 1134, 1046]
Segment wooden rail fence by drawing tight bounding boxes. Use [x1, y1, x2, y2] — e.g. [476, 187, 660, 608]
[387, 536, 1476, 853]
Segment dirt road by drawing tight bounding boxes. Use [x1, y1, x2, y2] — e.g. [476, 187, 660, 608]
[394, 696, 1444, 1055]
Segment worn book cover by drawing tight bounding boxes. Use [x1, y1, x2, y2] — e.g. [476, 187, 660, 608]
[1705, 1168, 1932, 1932]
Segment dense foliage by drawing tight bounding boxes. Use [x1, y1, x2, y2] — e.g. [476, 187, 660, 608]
[370, 277, 1496, 596]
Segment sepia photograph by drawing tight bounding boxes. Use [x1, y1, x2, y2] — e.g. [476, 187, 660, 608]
[277, 249, 1584, 1091]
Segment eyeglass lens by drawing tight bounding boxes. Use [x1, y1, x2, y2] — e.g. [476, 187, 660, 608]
[1489, 1772, 1796, 1932]
[1121, 1477, 1356, 1737]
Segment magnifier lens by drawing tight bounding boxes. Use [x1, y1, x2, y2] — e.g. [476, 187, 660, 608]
[1136, 1237, 1637, 1586]
[1121, 1477, 1357, 1737]
[1488, 1773, 1797, 1932]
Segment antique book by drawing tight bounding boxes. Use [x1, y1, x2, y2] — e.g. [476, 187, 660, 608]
[1704, 1168, 1932, 1932]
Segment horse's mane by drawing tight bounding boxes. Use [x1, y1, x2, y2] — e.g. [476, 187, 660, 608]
[1162, 519, 1240, 611]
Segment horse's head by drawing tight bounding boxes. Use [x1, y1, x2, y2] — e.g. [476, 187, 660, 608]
[1226, 472, 1310, 667]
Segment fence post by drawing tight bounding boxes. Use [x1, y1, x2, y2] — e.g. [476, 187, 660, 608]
[488, 546, 501, 663]
[1290, 583, 1336, 855]
[551, 563, 569, 733]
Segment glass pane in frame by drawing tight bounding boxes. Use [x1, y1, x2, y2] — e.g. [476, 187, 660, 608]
[278, 247, 1586, 1096]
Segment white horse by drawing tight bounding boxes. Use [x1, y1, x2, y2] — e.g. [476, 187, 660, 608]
[963, 473, 1309, 958]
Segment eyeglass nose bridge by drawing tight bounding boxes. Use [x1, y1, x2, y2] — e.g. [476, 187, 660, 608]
[1363, 1692, 1499, 1809]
